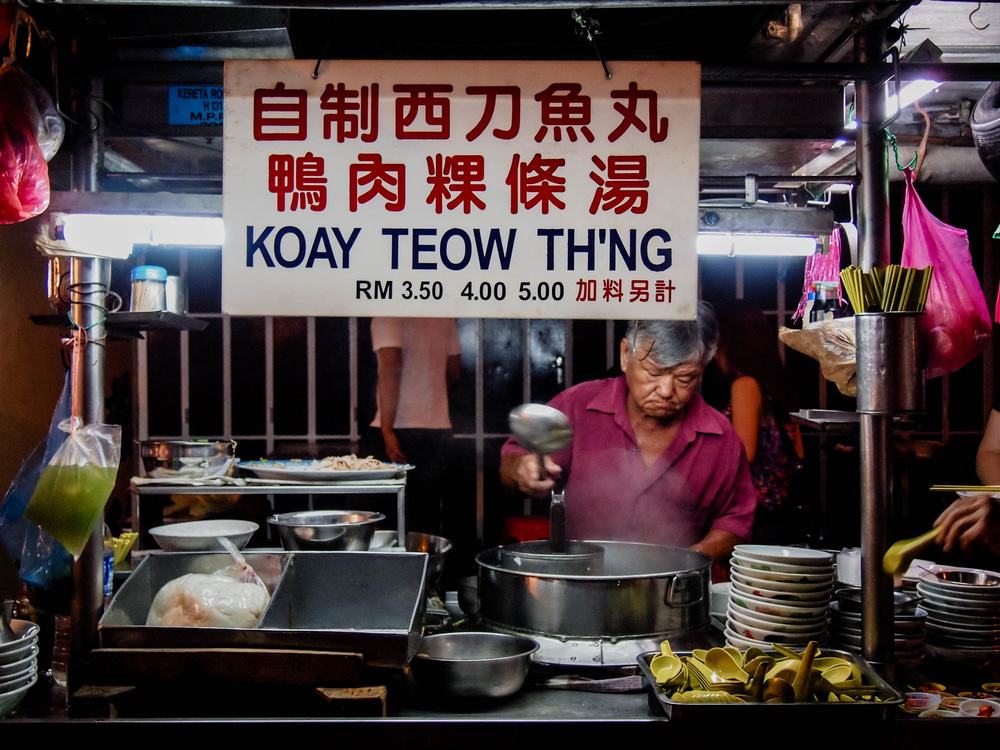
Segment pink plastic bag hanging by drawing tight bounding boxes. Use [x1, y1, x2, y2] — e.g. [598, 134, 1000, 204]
[793, 226, 843, 322]
[900, 168, 991, 379]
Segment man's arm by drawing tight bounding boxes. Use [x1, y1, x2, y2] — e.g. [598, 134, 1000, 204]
[377, 347, 406, 462]
[690, 528, 743, 562]
[977, 409, 1000, 485]
[500, 451, 561, 499]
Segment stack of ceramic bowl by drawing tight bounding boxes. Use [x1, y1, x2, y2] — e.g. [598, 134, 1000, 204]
[828, 589, 927, 669]
[725, 545, 834, 649]
[0, 619, 40, 718]
[916, 567, 1000, 657]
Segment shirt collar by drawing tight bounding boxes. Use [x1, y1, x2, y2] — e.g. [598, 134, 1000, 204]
[585, 376, 724, 436]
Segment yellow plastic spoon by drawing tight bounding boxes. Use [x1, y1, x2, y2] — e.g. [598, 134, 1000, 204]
[882, 527, 940, 577]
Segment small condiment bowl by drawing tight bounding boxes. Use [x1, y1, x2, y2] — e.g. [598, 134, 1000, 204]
[959, 699, 1000, 718]
[905, 692, 942, 712]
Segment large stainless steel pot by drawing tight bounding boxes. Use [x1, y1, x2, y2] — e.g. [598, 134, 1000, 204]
[477, 541, 710, 643]
[498, 540, 604, 575]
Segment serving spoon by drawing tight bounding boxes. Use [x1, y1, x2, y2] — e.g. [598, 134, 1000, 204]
[509, 404, 573, 552]
[882, 527, 941, 577]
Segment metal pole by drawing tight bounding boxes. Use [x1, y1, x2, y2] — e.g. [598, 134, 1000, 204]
[68, 75, 106, 697]
[854, 26, 894, 669]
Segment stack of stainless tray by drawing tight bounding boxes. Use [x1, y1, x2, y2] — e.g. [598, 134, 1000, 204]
[99, 551, 428, 668]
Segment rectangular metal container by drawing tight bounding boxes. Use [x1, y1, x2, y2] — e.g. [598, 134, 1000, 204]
[99, 550, 428, 668]
[637, 649, 903, 719]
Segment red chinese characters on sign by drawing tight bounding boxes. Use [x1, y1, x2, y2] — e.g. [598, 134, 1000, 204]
[320, 83, 378, 143]
[654, 279, 676, 303]
[268, 152, 327, 211]
[254, 82, 308, 141]
[629, 279, 650, 303]
[602, 279, 624, 302]
[534, 83, 594, 143]
[393, 84, 454, 139]
[349, 153, 405, 212]
[505, 154, 566, 214]
[608, 82, 669, 143]
[465, 86, 520, 141]
[575, 279, 597, 302]
[589, 155, 649, 215]
[426, 154, 487, 214]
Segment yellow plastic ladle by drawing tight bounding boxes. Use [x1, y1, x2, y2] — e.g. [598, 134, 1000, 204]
[882, 527, 940, 577]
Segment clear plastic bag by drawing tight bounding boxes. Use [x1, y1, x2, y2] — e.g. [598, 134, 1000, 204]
[23, 418, 121, 558]
[146, 539, 270, 628]
[779, 318, 857, 397]
[901, 168, 991, 378]
[0, 62, 53, 224]
[0, 374, 73, 585]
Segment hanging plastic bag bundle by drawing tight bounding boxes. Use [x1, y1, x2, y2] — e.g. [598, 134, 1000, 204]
[22, 418, 121, 558]
[900, 168, 991, 378]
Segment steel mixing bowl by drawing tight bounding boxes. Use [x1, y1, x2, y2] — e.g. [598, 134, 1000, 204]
[267, 510, 385, 551]
[405, 532, 453, 588]
[138, 440, 236, 479]
[412, 631, 538, 699]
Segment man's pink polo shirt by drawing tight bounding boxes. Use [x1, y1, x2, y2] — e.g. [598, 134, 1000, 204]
[501, 376, 758, 547]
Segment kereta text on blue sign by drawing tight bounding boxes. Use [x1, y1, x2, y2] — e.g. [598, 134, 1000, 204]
[245, 226, 672, 272]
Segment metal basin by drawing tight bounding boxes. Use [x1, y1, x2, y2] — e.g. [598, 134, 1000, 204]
[412, 631, 538, 699]
[405, 532, 452, 589]
[139, 440, 236, 479]
[268, 510, 384, 551]
[477, 541, 710, 641]
[835, 587, 919, 614]
[498, 540, 604, 575]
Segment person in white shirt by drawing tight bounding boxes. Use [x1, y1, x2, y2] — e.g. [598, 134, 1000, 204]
[371, 317, 462, 536]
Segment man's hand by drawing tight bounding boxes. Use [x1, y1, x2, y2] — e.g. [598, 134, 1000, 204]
[382, 429, 408, 463]
[934, 494, 1000, 556]
[501, 453, 563, 499]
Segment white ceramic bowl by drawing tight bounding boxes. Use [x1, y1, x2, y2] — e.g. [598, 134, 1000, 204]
[728, 589, 829, 619]
[0, 651, 37, 679]
[731, 562, 835, 585]
[959, 699, 1000, 718]
[727, 600, 827, 627]
[726, 617, 821, 644]
[149, 519, 259, 551]
[733, 545, 834, 567]
[0, 674, 36, 718]
[723, 627, 773, 650]
[730, 576, 832, 603]
[727, 605, 826, 635]
[731, 554, 834, 576]
[731, 570, 835, 595]
[0, 668, 36, 693]
[0, 621, 39, 659]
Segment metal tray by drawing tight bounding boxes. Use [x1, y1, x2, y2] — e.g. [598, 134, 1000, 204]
[637, 649, 903, 719]
[100, 550, 427, 668]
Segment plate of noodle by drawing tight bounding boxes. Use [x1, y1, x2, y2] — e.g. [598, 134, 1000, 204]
[236, 455, 413, 481]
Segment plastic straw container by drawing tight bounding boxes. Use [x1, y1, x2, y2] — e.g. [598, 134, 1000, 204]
[130, 265, 168, 312]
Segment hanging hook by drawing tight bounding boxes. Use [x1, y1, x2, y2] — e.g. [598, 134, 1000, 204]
[969, 2, 990, 31]
[312, 28, 336, 80]
[571, 9, 611, 80]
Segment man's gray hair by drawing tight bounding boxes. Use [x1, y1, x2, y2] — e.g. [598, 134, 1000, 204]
[625, 302, 719, 368]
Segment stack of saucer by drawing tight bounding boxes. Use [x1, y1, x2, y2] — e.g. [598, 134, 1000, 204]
[916, 567, 1000, 657]
[828, 599, 927, 669]
[725, 545, 834, 649]
[0, 619, 40, 718]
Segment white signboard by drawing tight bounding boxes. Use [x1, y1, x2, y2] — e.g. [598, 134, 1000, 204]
[223, 60, 700, 319]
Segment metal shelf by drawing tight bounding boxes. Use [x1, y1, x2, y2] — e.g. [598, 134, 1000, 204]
[31, 311, 209, 336]
[130, 479, 407, 550]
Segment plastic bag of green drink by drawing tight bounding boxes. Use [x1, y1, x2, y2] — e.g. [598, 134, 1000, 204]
[23, 418, 121, 558]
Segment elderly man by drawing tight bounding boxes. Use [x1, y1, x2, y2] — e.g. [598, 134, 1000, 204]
[500, 304, 757, 562]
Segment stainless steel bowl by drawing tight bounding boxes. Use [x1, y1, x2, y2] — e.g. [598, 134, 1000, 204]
[267, 510, 385, 551]
[139, 440, 236, 479]
[412, 631, 538, 699]
[405, 532, 453, 589]
[835, 587, 919, 614]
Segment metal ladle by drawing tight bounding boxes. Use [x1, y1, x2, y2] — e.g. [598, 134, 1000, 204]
[508, 404, 573, 552]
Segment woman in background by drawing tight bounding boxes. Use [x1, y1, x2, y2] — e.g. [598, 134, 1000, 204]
[714, 303, 803, 543]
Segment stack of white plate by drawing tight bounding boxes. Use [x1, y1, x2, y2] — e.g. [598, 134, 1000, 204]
[0, 619, 40, 718]
[916, 567, 1000, 656]
[828, 601, 927, 669]
[725, 545, 834, 649]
